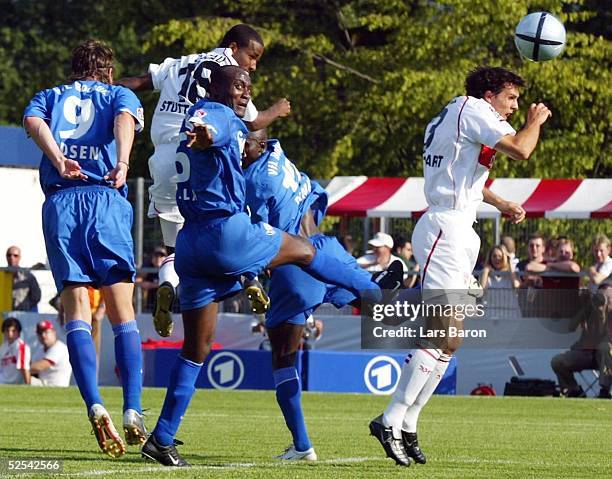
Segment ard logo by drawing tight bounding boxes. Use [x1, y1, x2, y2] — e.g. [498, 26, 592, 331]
[206, 352, 245, 390]
[363, 355, 401, 395]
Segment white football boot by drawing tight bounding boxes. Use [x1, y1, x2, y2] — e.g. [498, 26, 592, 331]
[89, 404, 126, 458]
[123, 409, 147, 446]
[275, 445, 318, 461]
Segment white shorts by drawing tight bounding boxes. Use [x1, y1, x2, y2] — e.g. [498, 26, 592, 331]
[412, 207, 480, 291]
[147, 142, 184, 224]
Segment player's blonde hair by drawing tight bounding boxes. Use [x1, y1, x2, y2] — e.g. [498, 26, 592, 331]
[70, 39, 114, 84]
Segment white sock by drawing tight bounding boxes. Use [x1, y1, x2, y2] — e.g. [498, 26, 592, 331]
[402, 353, 452, 433]
[382, 348, 440, 435]
[158, 253, 180, 289]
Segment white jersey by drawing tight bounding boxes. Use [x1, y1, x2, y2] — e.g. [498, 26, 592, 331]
[590, 256, 612, 292]
[0, 338, 30, 384]
[149, 47, 258, 146]
[422, 96, 515, 221]
[33, 340, 72, 387]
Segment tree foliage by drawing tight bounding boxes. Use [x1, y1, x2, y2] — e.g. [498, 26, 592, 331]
[1, 0, 609, 181]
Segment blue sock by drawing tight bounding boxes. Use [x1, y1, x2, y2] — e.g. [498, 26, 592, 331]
[274, 367, 311, 452]
[153, 355, 202, 446]
[112, 321, 143, 413]
[65, 320, 103, 411]
[303, 247, 381, 303]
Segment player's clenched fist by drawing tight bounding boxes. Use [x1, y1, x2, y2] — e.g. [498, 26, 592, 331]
[527, 103, 552, 126]
[186, 124, 214, 150]
[272, 98, 291, 118]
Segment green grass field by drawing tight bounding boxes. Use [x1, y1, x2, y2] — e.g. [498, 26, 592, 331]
[0, 386, 610, 478]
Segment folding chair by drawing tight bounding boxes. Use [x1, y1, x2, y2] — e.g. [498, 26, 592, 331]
[577, 369, 600, 396]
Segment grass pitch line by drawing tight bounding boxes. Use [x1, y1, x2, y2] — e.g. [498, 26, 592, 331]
[56, 457, 378, 476]
[57, 463, 259, 477]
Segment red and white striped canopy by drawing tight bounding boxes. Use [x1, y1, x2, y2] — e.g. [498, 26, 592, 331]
[326, 177, 612, 219]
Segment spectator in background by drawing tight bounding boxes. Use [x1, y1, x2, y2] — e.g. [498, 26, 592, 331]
[340, 235, 356, 257]
[501, 235, 519, 270]
[357, 233, 408, 279]
[588, 234, 612, 292]
[137, 246, 168, 312]
[480, 245, 520, 290]
[394, 236, 420, 288]
[537, 238, 581, 290]
[544, 237, 559, 263]
[5, 246, 41, 312]
[30, 320, 72, 387]
[517, 233, 546, 288]
[53, 287, 106, 371]
[0, 317, 30, 384]
[551, 281, 612, 398]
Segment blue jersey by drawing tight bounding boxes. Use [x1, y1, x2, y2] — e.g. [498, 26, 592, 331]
[24, 80, 144, 197]
[244, 139, 327, 235]
[176, 99, 248, 222]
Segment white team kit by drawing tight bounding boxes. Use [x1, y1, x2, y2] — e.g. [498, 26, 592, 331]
[147, 47, 259, 226]
[0, 338, 31, 384]
[30, 340, 72, 387]
[413, 96, 515, 290]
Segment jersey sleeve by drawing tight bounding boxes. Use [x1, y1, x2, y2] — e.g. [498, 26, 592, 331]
[242, 100, 259, 123]
[186, 104, 232, 148]
[43, 344, 63, 366]
[148, 57, 178, 91]
[462, 100, 516, 148]
[23, 90, 50, 122]
[599, 258, 612, 278]
[17, 342, 30, 371]
[113, 87, 145, 132]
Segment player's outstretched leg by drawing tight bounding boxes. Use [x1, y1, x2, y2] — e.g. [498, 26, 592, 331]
[269, 233, 404, 306]
[268, 322, 317, 461]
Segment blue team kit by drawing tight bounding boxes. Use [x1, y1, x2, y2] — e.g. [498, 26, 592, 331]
[174, 100, 284, 310]
[24, 80, 144, 290]
[244, 139, 365, 327]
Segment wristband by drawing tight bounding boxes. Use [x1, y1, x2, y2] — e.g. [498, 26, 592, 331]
[118, 160, 130, 170]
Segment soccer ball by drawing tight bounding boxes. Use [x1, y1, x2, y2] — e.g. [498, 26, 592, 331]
[514, 12, 566, 61]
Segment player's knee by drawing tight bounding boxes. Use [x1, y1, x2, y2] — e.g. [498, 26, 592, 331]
[300, 240, 315, 265]
[286, 235, 315, 266]
[272, 350, 297, 370]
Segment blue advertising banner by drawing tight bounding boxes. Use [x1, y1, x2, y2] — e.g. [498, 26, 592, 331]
[147, 348, 456, 395]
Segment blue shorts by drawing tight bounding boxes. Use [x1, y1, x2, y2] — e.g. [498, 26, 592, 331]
[265, 234, 363, 329]
[43, 186, 136, 292]
[175, 212, 283, 310]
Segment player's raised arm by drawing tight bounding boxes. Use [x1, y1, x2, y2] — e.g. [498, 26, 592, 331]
[115, 73, 154, 92]
[245, 97, 291, 131]
[495, 102, 552, 161]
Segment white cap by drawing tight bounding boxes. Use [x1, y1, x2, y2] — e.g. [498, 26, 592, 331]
[368, 232, 393, 249]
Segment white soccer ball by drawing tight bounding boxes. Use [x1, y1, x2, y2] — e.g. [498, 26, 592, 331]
[514, 12, 566, 61]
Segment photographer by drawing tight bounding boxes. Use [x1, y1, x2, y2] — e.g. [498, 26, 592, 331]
[550, 279, 612, 398]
